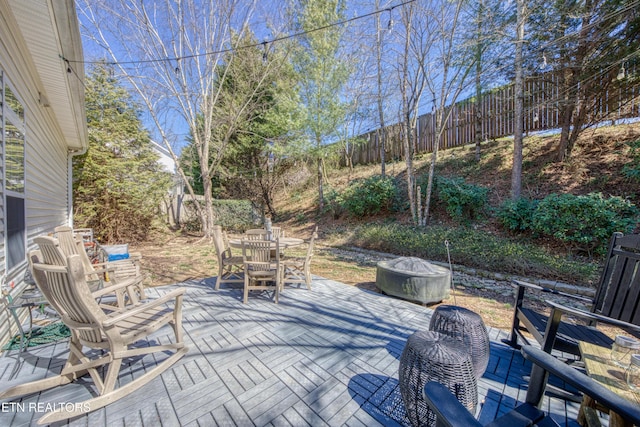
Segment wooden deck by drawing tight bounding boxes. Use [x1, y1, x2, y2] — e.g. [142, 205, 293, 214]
[0, 277, 584, 426]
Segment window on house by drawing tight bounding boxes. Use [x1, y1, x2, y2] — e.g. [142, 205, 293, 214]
[2, 74, 26, 272]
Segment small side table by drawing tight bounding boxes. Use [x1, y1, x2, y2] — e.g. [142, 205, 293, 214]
[578, 341, 640, 427]
[5, 288, 51, 352]
[429, 305, 490, 379]
[399, 330, 477, 427]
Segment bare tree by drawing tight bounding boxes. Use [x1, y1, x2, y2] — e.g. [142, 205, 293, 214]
[78, 0, 281, 238]
[374, 0, 392, 177]
[397, 2, 420, 223]
[512, 0, 526, 199]
[471, 0, 509, 162]
[418, 0, 478, 225]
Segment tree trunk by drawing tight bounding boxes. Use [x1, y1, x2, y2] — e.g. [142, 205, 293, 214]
[474, 2, 483, 162]
[400, 4, 416, 224]
[317, 156, 324, 212]
[566, 95, 588, 158]
[423, 129, 438, 226]
[402, 117, 416, 223]
[511, 0, 525, 200]
[375, 0, 386, 177]
[556, 65, 576, 162]
[557, 0, 591, 162]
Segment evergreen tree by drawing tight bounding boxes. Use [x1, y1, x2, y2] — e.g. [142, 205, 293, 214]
[73, 63, 171, 243]
[180, 31, 301, 218]
[526, 0, 640, 161]
[218, 34, 302, 217]
[290, 0, 351, 213]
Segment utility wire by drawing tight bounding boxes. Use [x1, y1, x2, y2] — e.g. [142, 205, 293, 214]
[64, 0, 415, 66]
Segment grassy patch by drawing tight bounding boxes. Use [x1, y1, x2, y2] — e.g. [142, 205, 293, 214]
[338, 223, 599, 285]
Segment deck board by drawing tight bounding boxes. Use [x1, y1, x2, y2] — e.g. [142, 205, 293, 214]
[0, 276, 585, 426]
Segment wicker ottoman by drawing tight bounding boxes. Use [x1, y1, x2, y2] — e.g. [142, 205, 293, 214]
[399, 331, 477, 427]
[429, 305, 490, 379]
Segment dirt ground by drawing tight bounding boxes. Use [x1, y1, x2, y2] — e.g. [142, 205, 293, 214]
[132, 231, 525, 331]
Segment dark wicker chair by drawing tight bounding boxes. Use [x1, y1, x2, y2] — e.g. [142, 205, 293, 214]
[504, 232, 640, 357]
[423, 345, 640, 427]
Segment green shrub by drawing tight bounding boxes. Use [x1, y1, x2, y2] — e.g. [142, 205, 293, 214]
[622, 140, 640, 181]
[497, 198, 539, 232]
[340, 175, 398, 218]
[184, 199, 256, 232]
[212, 199, 257, 231]
[323, 187, 344, 219]
[531, 193, 638, 254]
[436, 176, 488, 221]
[345, 223, 598, 284]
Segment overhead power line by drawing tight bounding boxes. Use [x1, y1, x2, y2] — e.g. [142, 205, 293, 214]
[64, 0, 415, 66]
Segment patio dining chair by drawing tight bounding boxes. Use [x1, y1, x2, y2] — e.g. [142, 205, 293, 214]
[270, 226, 284, 239]
[213, 225, 244, 290]
[423, 345, 640, 427]
[504, 232, 640, 358]
[241, 238, 281, 303]
[281, 231, 316, 290]
[245, 229, 268, 240]
[0, 239, 187, 425]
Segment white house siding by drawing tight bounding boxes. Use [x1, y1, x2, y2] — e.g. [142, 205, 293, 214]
[0, 0, 86, 347]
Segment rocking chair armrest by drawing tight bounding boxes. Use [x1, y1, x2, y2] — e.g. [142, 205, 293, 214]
[93, 259, 141, 272]
[91, 276, 144, 297]
[521, 346, 640, 425]
[423, 382, 482, 427]
[545, 300, 640, 333]
[89, 263, 118, 273]
[513, 280, 593, 304]
[103, 287, 186, 327]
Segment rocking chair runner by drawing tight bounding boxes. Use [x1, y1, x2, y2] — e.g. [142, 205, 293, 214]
[0, 247, 187, 425]
[505, 232, 640, 357]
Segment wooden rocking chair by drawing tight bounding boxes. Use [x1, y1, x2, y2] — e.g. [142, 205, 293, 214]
[54, 226, 146, 306]
[0, 239, 187, 425]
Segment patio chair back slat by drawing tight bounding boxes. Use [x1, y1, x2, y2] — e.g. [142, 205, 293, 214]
[245, 229, 268, 240]
[597, 236, 640, 324]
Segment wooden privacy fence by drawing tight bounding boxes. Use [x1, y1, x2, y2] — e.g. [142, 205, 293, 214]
[348, 69, 640, 166]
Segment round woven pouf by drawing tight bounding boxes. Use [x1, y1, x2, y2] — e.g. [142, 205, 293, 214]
[399, 330, 477, 427]
[429, 305, 490, 379]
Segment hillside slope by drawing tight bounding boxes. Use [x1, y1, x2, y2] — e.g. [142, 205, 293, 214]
[436, 123, 639, 207]
[276, 122, 640, 258]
